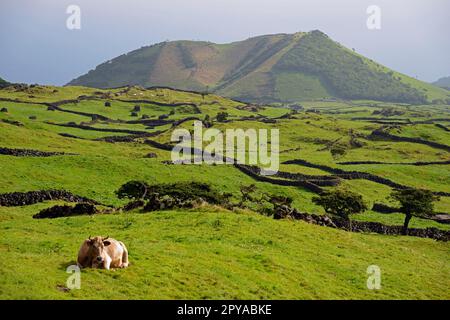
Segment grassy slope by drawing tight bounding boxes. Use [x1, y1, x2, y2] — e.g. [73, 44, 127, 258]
[0, 85, 449, 299]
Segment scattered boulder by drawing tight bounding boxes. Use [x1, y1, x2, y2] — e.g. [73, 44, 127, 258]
[132, 105, 141, 112]
[29, 115, 37, 120]
[131, 112, 138, 117]
[0, 107, 8, 112]
[141, 114, 150, 119]
[0, 190, 98, 207]
[104, 101, 111, 107]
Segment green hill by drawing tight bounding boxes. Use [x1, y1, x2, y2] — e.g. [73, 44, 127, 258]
[68, 31, 449, 104]
[433, 76, 450, 90]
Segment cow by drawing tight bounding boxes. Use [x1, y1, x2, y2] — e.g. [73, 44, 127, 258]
[77, 236, 129, 270]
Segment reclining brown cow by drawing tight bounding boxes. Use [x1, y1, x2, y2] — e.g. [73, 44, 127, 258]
[77, 236, 129, 270]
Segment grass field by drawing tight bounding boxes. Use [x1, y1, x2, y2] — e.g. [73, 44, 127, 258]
[0, 85, 449, 299]
[1, 205, 449, 300]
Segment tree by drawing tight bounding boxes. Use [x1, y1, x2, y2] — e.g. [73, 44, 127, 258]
[390, 188, 440, 235]
[312, 190, 367, 227]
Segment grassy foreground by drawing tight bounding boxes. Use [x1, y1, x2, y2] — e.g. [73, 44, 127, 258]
[0, 204, 449, 300]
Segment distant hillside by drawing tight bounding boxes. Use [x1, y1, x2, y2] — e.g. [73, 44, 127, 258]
[0, 77, 10, 88]
[433, 76, 450, 90]
[68, 31, 449, 104]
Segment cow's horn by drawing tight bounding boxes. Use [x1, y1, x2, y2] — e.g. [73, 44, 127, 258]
[104, 236, 109, 240]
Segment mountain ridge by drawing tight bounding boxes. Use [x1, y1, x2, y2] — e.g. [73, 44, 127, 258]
[0, 77, 10, 88]
[433, 76, 450, 90]
[68, 30, 450, 104]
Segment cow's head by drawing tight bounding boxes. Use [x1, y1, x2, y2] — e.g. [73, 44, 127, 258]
[87, 236, 111, 268]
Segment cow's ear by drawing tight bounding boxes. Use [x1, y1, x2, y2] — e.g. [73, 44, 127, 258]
[103, 240, 111, 246]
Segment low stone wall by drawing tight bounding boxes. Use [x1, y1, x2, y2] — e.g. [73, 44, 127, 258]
[338, 160, 450, 166]
[368, 129, 450, 152]
[435, 123, 450, 132]
[48, 122, 149, 135]
[274, 205, 450, 241]
[58, 133, 84, 139]
[171, 117, 202, 127]
[0, 190, 99, 207]
[234, 164, 324, 194]
[126, 119, 173, 126]
[282, 159, 450, 197]
[116, 98, 197, 108]
[0, 147, 72, 157]
[95, 130, 166, 143]
[49, 105, 112, 121]
[144, 139, 174, 151]
[274, 170, 340, 187]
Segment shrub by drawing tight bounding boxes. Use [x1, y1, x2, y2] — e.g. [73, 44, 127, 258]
[116, 181, 149, 199]
[116, 181, 228, 205]
[239, 184, 258, 207]
[216, 112, 228, 122]
[146, 182, 227, 204]
[330, 144, 347, 159]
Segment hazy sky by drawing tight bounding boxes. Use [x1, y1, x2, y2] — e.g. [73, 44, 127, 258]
[0, 0, 449, 85]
